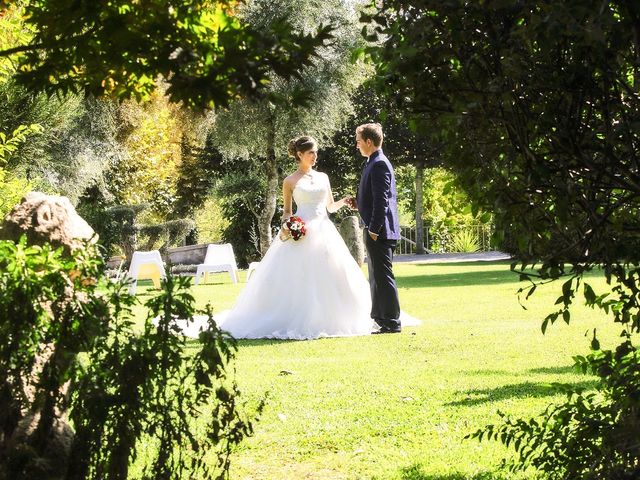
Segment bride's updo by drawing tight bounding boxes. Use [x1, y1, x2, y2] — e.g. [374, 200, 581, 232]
[288, 136, 317, 161]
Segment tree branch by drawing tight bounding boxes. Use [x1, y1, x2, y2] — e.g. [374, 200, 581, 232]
[0, 42, 47, 58]
[0, 27, 99, 59]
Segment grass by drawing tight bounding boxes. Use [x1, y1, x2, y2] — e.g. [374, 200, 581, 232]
[135, 260, 620, 479]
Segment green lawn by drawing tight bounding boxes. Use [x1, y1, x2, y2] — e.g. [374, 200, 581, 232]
[136, 261, 619, 479]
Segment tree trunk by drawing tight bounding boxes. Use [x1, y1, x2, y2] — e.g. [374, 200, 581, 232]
[257, 116, 278, 256]
[415, 162, 426, 254]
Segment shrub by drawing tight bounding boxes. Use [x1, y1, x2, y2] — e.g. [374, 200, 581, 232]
[0, 236, 259, 479]
[450, 228, 481, 253]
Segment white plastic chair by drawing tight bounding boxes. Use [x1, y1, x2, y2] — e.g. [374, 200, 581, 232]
[194, 243, 239, 285]
[127, 250, 166, 295]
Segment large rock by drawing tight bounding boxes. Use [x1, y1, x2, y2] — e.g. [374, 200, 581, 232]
[0, 192, 97, 479]
[339, 216, 365, 266]
[4, 413, 75, 480]
[0, 192, 96, 252]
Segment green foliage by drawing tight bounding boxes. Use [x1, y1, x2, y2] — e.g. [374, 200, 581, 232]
[87, 203, 195, 259]
[396, 166, 485, 226]
[0, 237, 110, 477]
[0, 79, 123, 202]
[367, 0, 640, 476]
[191, 142, 273, 265]
[173, 142, 222, 219]
[108, 89, 202, 217]
[0, 1, 32, 80]
[0, 168, 31, 218]
[4, 0, 333, 109]
[207, 0, 368, 253]
[70, 277, 257, 480]
[220, 196, 263, 268]
[0, 237, 258, 479]
[0, 124, 38, 217]
[0, 124, 41, 167]
[368, 0, 640, 266]
[193, 196, 229, 244]
[450, 229, 480, 254]
[468, 340, 640, 479]
[395, 166, 491, 252]
[138, 218, 196, 252]
[1, 9, 121, 203]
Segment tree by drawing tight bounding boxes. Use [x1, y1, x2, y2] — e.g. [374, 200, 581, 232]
[0, 3, 128, 206]
[104, 86, 204, 217]
[208, 0, 369, 255]
[322, 85, 445, 254]
[367, 0, 640, 477]
[0, 0, 333, 109]
[395, 166, 490, 253]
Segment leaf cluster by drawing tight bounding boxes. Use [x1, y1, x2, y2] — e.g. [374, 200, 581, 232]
[5, 0, 334, 109]
[368, 0, 640, 267]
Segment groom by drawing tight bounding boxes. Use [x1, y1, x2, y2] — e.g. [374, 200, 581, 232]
[351, 123, 401, 334]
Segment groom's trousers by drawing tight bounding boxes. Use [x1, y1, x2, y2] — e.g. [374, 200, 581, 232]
[364, 231, 401, 329]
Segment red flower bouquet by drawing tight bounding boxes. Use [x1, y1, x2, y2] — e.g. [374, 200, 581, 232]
[283, 215, 306, 241]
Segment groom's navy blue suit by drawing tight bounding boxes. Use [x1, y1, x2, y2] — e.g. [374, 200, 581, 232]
[356, 149, 401, 330]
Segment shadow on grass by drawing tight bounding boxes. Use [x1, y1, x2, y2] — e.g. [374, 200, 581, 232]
[194, 280, 238, 286]
[400, 464, 509, 480]
[446, 379, 599, 406]
[528, 365, 579, 375]
[398, 260, 606, 289]
[234, 334, 363, 348]
[238, 338, 300, 347]
[397, 269, 522, 289]
[407, 261, 513, 268]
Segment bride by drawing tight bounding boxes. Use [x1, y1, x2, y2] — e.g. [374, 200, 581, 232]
[214, 136, 418, 340]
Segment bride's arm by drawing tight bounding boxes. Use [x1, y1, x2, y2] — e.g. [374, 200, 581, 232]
[325, 174, 348, 214]
[279, 178, 294, 240]
[282, 178, 293, 220]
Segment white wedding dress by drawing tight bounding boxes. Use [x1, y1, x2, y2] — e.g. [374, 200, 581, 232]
[215, 175, 375, 339]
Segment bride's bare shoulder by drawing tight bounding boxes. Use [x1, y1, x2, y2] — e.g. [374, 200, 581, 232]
[283, 172, 300, 188]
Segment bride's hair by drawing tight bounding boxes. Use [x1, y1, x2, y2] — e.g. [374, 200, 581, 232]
[288, 136, 317, 161]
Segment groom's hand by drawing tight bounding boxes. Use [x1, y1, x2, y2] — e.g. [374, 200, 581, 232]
[368, 230, 379, 241]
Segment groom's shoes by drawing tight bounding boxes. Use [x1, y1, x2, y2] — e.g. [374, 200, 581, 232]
[371, 324, 401, 334]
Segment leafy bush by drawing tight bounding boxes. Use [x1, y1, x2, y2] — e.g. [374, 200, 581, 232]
[450, 228, 480, 253]
[428, 223, 452, 254]
[396, 166, 492, 229]
[0, 237, 258, 479]
[220, 196, 264, 268]
[0, 124, 40, 217]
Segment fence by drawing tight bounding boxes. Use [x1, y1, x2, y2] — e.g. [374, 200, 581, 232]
[397, 223, 494, 254]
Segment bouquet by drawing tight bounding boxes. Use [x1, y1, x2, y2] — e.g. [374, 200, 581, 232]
[283, 215, 306, 241]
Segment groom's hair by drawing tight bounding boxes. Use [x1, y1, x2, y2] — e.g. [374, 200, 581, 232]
[356, 123, 383, 147]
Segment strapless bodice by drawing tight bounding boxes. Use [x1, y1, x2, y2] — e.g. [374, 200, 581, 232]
[293, 177, 328, 220]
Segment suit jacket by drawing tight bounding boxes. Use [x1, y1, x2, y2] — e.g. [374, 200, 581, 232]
[356, 149, 400, 240]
